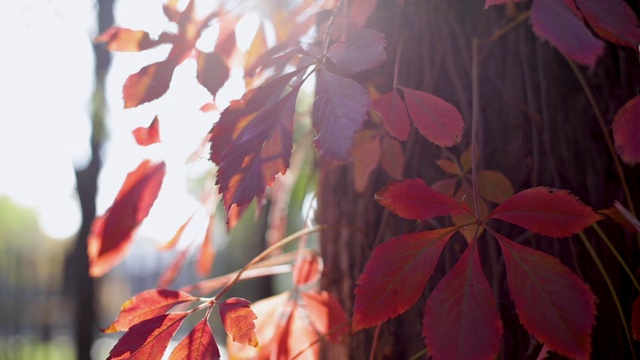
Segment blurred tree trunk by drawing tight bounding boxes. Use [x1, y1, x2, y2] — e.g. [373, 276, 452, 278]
[64, 1, 113, 359]
[318, 1, 640, 359]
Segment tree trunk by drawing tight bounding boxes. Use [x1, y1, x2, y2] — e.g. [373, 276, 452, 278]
[319, 1, 640, 358]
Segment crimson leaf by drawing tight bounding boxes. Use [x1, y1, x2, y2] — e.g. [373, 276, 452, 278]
[495, 232, 596, 359]
[88, 160, 166, 277]
[104, 289, 196, 333]
[530, 0, 604, 67]
[371, 89, 411, 140]
[489, 187, 602, 237]
[313, 69, 370, 160]
[575, 0, 640, 48]
[108, 312, 188, 360]
[352, 227, 456, 331]
[613, 95, 640, 166]
[423, 241, 502, 360]
[326, 28, 386, 74]
[375, 178, 469, 220]
[169, 316, 220, 360]
[399, 86, 464, 147]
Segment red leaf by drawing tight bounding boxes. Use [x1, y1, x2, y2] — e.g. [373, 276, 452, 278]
[423, 241, 502, 360]
[157, 246, 191, 289]
[613, 95, 640, 166]
[375, 178, 469, 220]
[268, 302, 319, 360]
[633, 297, 640, 341]
[326, 28, 386, 75]
[350, 129, 381, 193]
[196, 50, 230, 99]
[302, 291, 349, 343]
[219, 297, 260, 348]
[371, 90, 411, 140]
[215, 84, 300, 212]
[399, 86, 464, 147]
[104, 289, 196, 333]
[313, 70, 370, 160]
[169, 316, 221, 360]
[88, 160, 166, 277]
[352, 228, 456, 331]
[489, 187, 602, 237]
[123, 60, 177, 108]
[108, 312, 188, 360]
[95, 27, 168, 52]
[530, 0, 604, 67]
[132, 116, 161, 146]
[380, 135, 404, 179]
[292, 254, 321, 286]
[495, 232, 596, 359]
[196, 217, 216, 277]
[574, 0, 640, 48]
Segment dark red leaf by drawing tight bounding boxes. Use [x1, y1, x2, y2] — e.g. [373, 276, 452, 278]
[108, 312, 188, 360]
[215, 84, 300, 212]
[326, 28, 386, 75]
[375, 178, 469, 220]
[196, 50, 230, 99]
[88, 160, 166, 277]
[530, 0, 604, 67]
[399, 86, 464, 147]
[157, 246, 191, 289]
[423, 241, 502, 360]
[132, 116, 161, 146]
[196, 217, 216, 277]
[575, 0, 640, 48]
[302, 291, 349, 343]
[123, 60, 177, 108]
[313, 70, 370, 160]
[104, 289, 196, 334]
[613, 95, 640, 166]
[489, 187, 602, 237]
[371, 90, 411, 140]
[495, 232, 596, 359]
[169, 316, 220, 360]
[352, 228, 456, 331]
[219, 298, 259, 348]
[633, 297, 640, 341]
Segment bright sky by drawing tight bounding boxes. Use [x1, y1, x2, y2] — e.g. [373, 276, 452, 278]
[0, 0, 260, 241]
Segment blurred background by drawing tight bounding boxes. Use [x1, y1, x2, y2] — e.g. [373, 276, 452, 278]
[0, 0, 315, 359]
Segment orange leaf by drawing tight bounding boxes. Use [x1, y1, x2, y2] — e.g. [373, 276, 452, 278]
[292, 254, 321, 286]
[88, 160, 166, 277]
[350, 129, 381, 193]
[104, 289, 196, 334]
[196, 217, 216, 277]
[435, 159, 460, 175]
[132, 116, 161, 146]
[302, 291, 349, 343]
[96, 27, 167, 52]
[169, 315, 220, 360]
[157, 246, 191, 289]
[159, 214, 194, 250]
[599, 201, 640, 233]
[380, 135, 404, 179]
[219, 298, 260, 348]
[476, 170, 513, 204]
[123, 60, 177, 108]
[452, 181, 487, 242]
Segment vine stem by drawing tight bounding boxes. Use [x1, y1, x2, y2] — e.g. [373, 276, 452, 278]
[369, 324, 382, 360]
[579, 232, 637, 360]
[320, 0, 344, 58]
[213, 225, 329, 301]
[470, 37, 481, 219]
[592, 223, 640, 291]
[564, 57, 635, 217]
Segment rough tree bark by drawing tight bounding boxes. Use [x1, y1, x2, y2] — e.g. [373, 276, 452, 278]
[319, 1, 640, 358]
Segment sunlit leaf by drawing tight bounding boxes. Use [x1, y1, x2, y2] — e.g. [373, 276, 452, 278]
[313, 70, 370, 160]
[495, 232, 596, 359]
[489, 187, 602, 237]
[196, 50, 230, 99]
[108, 312, 188, 360]
[169, 315, 221, 360]
[530, 0, 604, 67]
[575, 0, 640, 48]
[423, 241, 502, 360]
[302, 291, 349, 343]
[88, 161, 166, 277]
[375, 178, 469, 221]
[347, 0, 377, 28]
[122, 60, 177, 108]
[613, 95, 640, 166]
[326, 28, 386, 75]
[95, 27, 169, 52]
[159, 214, 194, 250]
[157, 246, 191, 289]
[292, 254, 321, 286]
[399, 86, 464, 147]
[219, 298, 260, 348]
[352, 228, 456, 331]
[196, 217, 216, 277]
[371, 90, 411, 141]
[104, 289, 196, 334]
[132, 116, 161, 146]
